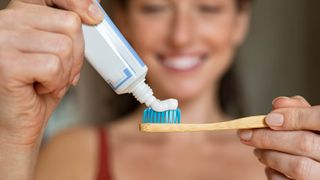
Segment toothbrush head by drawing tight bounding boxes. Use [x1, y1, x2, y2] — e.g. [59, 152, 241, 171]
[142, 108, 181, 124]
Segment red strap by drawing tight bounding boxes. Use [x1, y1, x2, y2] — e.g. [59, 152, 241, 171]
[97, 128, 112, 180]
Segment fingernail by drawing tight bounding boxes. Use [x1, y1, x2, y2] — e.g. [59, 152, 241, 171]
[88, 1, 104, 21]
[272, 96, 289, 105]
[72, 74, 81, 86]
[57, 87, 68, 98]
[266, 113, 284, 127]
[238, 130, 253, 141]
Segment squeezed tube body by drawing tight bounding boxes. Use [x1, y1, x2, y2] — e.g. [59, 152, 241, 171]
[83, 14, 147, 95]
[82, 7, 178, 111]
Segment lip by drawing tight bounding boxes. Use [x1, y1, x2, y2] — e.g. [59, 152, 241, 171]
[156, 52, 208, 73]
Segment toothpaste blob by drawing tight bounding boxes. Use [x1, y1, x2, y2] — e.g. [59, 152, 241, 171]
[131, 81, 178, 112]
[150, 99, 178, 112]
[82, 3, 178, 112]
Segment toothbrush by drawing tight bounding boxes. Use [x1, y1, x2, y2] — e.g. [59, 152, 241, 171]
[140, 109, 267, 132]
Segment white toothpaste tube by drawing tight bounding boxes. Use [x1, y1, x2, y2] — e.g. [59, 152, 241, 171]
[82, 2, 177, 112]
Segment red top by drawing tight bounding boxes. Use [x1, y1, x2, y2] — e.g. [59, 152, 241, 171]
[96, 128, 112, 180]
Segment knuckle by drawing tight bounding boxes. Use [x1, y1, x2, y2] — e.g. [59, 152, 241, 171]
[65, 0, 78, 10]
[0, 30, 6, 44]
[70, 0, 92, 11]
[0, 8, 24, 25]
[292, 95, 304, 100]
[262, 151, 280, 168]
[292, 157, 311, 180]
[311, 106, 320, 126]
[0, 50, 15, 77]
[0, 9, 15, 19]
[0, 60, 8, 79]
[292, 95, 311, 107]
[6, 0, 25, 9]
[45, 55, 61, 77]
[297, 132, 316, 154]
[0, 10, 9, 22]
[0, 9, 17, 28]
[63, 11, 82, 33]
[258, 130, 271, 148]
[0, 51, 21, 90]
[54, 35, 73, 59]
[286, 108, 302, 129]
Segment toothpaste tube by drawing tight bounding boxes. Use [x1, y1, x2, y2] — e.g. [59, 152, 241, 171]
[82, 2, 177, 112]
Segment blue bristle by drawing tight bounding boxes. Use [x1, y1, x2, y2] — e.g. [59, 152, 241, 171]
[177, 109, 181, 123]
[143, 109, 147, 123]
[153, 110, 157, 123]
[158, 113, 161, 122]
[142, 108, 181, 124]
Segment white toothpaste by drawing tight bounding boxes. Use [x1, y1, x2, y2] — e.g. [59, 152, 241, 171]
[82, 2, 178, 112]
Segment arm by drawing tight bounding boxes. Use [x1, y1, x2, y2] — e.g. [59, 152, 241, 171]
[0, 0, 103, 179]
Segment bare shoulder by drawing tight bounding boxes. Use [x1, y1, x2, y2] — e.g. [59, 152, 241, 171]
[35, 126, 100, 180]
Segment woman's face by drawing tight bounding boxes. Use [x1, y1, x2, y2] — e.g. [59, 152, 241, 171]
[118, 0, 249, 101]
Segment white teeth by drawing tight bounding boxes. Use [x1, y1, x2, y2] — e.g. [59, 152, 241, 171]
[162, 57, 201, 70]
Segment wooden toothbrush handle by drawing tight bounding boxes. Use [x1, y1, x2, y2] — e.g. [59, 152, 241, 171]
[140, 115, 267, 132]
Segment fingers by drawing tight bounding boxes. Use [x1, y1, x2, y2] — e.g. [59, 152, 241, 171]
[264, 106, 320, 131]
[2, 0, 99, 96]
[265, 168, 291, 180]
[6, 3, 84, 84]
[265, 96, 320, 131]
[272, 96, 311, 109]
[15, 0, 104, 25]
[0, 50, 67, 97]
[45, 0, 104, 24]
[254, 149, 320, 180]
[238, 129, 320, 162]
[4, 29, 75, 87]
[241, 96, 320, 180]
[26, 53, 68, 97]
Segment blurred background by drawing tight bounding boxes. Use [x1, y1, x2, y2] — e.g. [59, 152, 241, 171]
[0, 0, 319, 137]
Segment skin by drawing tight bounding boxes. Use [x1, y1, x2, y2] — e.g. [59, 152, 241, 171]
[0, 0, 319, 180]
[0, 0, 103, 179]
[239, 96, 320, 179]
[38, 0, 266, 179]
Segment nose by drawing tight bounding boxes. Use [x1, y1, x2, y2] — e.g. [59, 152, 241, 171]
[169, 10, 194, 49]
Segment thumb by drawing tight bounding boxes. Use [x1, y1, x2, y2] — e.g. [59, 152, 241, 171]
[272, 96, 311, 110]
[16, 0, 104, 25]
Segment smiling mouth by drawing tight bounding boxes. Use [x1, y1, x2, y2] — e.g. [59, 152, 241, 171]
[157, 53, 208, 72]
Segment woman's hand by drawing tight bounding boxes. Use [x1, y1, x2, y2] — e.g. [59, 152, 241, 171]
[238, 96, 320, 180]
[0, 0, 103, 179]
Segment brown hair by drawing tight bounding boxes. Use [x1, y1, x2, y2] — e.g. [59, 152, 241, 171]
[96, 0, 252, 121]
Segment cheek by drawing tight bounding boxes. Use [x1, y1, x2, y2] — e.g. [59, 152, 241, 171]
[197, 18, 237, 79]
[126, 16, 169, 61]
[198, 14, 238, 52]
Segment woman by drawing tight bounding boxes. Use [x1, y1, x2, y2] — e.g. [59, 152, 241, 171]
[0, 0, 319, 180]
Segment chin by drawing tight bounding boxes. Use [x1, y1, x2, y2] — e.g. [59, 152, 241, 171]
[150, 80, 209, 103]
[169, 91, 202, 103]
